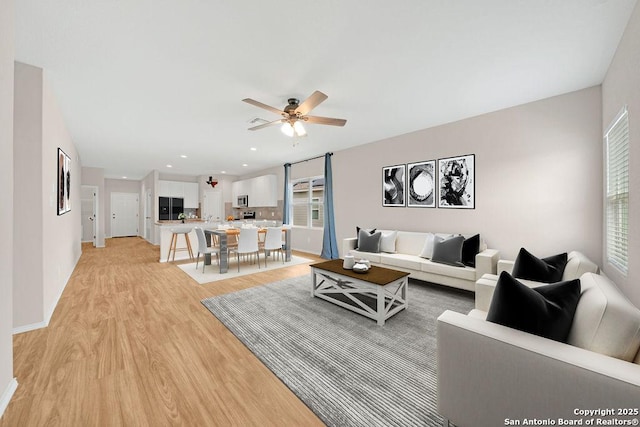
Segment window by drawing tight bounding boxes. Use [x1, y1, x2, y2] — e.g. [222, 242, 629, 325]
[605, 107, 629, 275]
[292, 176, 324, 228]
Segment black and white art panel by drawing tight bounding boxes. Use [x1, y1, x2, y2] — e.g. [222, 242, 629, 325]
[438, 154, 475, 209]
[58, 147, 71, 215]
[407, 160, 436, 208]
[382, 164, 405, 206]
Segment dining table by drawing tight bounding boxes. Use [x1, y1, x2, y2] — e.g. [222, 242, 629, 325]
[203, 227, 291, 273]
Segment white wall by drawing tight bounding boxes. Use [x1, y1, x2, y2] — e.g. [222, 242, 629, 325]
[602, 1, 640, 307]
[13, 63, 44, 327]
[0, 0, 16, 415]
[332, 87, 603, 263]
[13, 62, 81, 331]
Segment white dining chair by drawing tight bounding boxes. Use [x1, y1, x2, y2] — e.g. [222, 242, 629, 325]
[262, 227, 284, 266]
[194, 227, 220, 273]
[229, 227, 260, 272]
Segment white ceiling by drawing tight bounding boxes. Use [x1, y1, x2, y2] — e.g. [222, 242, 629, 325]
[15, 0, 638, 179]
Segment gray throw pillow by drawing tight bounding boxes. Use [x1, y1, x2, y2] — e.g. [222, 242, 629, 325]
[358, 229, 382, 253]
[431, 235, 465, 267]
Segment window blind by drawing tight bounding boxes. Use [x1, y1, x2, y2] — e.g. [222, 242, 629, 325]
[605, 107, 629, 274]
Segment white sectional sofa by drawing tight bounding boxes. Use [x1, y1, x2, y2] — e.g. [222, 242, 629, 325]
[342, 230, 499, 291]
[475, 250, 599, 311]
[437, 269, 640, 427]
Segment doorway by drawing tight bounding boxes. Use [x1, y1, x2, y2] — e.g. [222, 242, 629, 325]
[144, 188, 153, 243]
[111, 192, 139, 237]
[81, 185, 98, 245]
[203, 190, 222, 221]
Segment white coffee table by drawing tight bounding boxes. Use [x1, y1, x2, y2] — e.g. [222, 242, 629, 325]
[310, 259, 410, 325]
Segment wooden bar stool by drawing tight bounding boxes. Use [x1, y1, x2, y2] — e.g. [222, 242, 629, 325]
[167, 227, 194, 262]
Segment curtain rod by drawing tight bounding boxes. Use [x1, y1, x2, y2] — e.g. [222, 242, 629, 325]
[286, 152, 332, 166]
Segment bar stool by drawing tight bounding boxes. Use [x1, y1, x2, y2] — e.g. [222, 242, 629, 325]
[167, 227, 194, 262]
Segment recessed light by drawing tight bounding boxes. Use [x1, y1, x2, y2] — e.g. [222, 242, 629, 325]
[250, 147, 257, 151]
[166, 164, 173, 168]
[180, 154, 187, 158]
[242, 164, 248, 167]
[221, 171, 226, 174]
[122, 176, 127, 179]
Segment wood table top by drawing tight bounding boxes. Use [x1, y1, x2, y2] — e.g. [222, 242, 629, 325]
[311, 259, 410, 285]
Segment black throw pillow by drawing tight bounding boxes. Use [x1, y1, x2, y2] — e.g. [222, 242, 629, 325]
[355, 227, 376, 250]
[461, 234, 480, 267]
[357, 229, 382, 253]
[486, 272, 581, 343]
[512, 248, 568, 283]
[431, 235, 465, 267]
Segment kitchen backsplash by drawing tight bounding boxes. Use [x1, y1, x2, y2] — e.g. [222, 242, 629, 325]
[225, 200, 283, 221]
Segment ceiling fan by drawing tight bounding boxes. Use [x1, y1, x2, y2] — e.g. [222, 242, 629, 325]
[242, 91, 347, 137]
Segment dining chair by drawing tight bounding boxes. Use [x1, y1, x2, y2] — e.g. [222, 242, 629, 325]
[262, 227, 284, 266]
[194, 227, 220, 273]
[229, 227, 260, 272]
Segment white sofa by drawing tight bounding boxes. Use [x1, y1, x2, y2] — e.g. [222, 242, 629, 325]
[437, 271, 640, 427]
[475, 250, 599, 311]
[342, 230, 499, 291]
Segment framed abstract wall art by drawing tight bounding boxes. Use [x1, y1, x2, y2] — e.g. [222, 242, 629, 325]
[438, 154, 475, 209]
[407, 160, 435, 208]
[58, 148, 71, 215]
[382, 164, 406, 206]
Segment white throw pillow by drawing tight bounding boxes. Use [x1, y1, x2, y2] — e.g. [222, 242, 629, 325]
[419, 233, 436, 258]
[380, 230, 398, 253]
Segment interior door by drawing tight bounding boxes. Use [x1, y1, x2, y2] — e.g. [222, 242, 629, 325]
[203, 190, 222, 221]
[144, 189, 152, 242]
[111, 192, 139, 237]
[81, 185, 97, 245]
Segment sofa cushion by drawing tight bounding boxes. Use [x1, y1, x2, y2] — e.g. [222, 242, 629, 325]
[380, 253, 423, 271]
[421, 259, 476, 281]
[394, 231, 432, 255]
[358, 229, 381, 253]
[418, 232, 436, 259]
[512, 248, 568, 283]
[350, 250, 382, 264]
[567, 273, 640, 362]
[432, 235, 465, 267]
[487, 272, 581, 343]
[562, 251, 599, 281]
[461, 234, 480, 268]
[355, 227, 376, 249]
[379, 230, 398, 253]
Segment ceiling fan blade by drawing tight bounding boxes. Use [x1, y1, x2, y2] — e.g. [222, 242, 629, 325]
[295, 91, 328, 115]
[242, 98, 286, 116]
[248, 119, 285, 131]
[303, 115, 347, 127]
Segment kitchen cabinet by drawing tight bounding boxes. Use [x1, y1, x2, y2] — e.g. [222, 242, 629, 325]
[231, 174, 277, 207]
[158, 180, 199, 208]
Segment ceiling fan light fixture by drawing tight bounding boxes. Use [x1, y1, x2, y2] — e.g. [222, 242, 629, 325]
[293, 121, 306, 136]
[281, 122, 295, 137]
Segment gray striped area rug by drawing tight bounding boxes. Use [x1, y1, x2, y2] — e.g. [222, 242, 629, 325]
[201, 275, 473, 427]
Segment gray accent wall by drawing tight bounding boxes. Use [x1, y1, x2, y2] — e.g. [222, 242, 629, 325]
[332, 86, 603, 265]
[602, 0, 640, 307]
[0, 0, 15, 413]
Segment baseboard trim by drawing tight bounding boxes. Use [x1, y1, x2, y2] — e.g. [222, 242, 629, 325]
[12, 320, 47, 334]
[0, 378, 18, 418]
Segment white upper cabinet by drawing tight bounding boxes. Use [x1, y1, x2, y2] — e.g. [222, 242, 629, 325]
[231, 174, 278, 207]
[183, 183, 198, 208]
[158, 180, 199, 208]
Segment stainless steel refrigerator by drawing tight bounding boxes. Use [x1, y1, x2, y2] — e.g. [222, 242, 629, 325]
[158, 197, 184, 220]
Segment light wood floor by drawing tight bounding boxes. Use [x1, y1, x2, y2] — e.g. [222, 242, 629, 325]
[1, 237, 326, 426]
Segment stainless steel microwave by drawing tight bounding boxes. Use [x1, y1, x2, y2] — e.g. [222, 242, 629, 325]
[237, 195, 248, 207]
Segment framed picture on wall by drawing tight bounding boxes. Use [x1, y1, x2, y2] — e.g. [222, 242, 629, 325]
[407, 160, 436, 208]
[382, 164, 406, 206]
[57, 147, 71, 215]
[437, 154, 475, 209]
